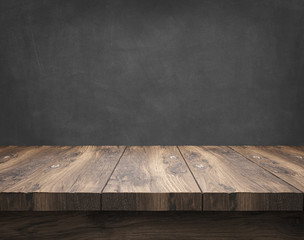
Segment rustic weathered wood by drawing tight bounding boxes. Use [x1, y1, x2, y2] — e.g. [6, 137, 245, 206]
[0, 146, 23, 161]
[179, 146, 302, 211]
[0, 146, 125, 211]
[278, 145, 304, 152]
[0, 193, 33, 212]
[0, 212, 303, 239]
[1, 146, 303, 212]
[231, 146, 304, 193]
[0, 146, 74, 210]
[0, 146, 86, 191]
[102, 146, 202, 210]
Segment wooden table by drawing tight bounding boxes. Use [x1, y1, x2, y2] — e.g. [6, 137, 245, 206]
[0, 146, 303, 239]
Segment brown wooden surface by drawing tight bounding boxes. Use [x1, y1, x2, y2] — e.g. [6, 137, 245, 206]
[102, 146, 202, 210]
[179, 146, 302, 211]
[0, 212, 303, 240]
[0, 146, 75, 211]
[231, 146, 304, 192]
[0, 146, 63, 191]
[0, 146, 125, 211]
[1, 146, 303, 212]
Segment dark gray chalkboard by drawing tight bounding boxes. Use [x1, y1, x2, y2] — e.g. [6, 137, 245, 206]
[0, 0, 304, 145]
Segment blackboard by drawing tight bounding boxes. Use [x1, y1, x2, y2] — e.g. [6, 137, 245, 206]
[0, 0, 303, 145]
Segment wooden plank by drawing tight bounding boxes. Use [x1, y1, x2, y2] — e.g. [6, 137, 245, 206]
[0, 212, 303, 240]
[1, 146, 125, 211]
[0, 146, 71, 191]
[179, 146, 302, 211]
[102, 146, 202, 211]
[0, 146, 77, 210]
[283, 146, 304, 152]
[231, 146, 304, 193]
[0, 146, 21, 160]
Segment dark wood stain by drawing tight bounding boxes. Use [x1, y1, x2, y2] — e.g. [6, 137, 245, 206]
[0, 212, 303, 239]
[102, 193, 201, 211]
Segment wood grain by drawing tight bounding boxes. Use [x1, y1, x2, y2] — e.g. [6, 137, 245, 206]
[102, 146, 202, 211]
[231, 146, 304, 192]
[1, 146, 303, 212]
[0, 212, 303, 240]
[0, 146, 125, 211]
[0, 146, 60, 191]
[179, 146, 302, 211]
[0, 146, 72, 210]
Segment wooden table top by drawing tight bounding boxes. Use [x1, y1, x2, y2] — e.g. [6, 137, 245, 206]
[0, 146, 303, 211]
